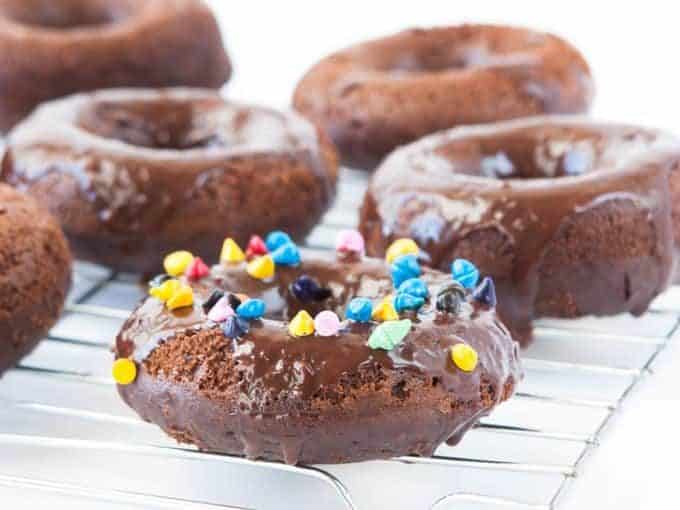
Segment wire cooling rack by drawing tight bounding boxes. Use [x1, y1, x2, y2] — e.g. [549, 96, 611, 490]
[1, 167, 679, 510]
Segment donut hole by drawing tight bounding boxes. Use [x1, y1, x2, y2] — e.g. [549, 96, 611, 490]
[77, 100, 221, 150]
[435, 126, 661, 180]
[1, 0, 134, 29]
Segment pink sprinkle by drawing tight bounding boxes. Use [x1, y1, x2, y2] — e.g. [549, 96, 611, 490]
[314, 310, 341, 337]
[207, 297, 235, 322]
[185, 257, 210, 280]
[335, 229, 365, 256]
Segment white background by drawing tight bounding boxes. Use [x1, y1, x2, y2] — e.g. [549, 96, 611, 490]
[208, 1, 680, 508]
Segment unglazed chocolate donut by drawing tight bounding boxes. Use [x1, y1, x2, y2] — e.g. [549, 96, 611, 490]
[0, 184, 72, 375]
[293, 25, 594, 169]
[0, 0, 231, 131]
[1, 88, 339, 273]
[361, 117, 680, 344]
[114, 240, 521, 465]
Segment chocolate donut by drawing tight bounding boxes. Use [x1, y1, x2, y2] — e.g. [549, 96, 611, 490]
[360, 117, 680, 344]
[0, 0, 231, 131]
[1, 88, 339, 273]
[114, 235, 521, 464]
[293, 25, 594, 169]
[0, 184, 72, 375]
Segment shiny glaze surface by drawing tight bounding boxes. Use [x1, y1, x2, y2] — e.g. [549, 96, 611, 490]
[361, 117, 680, 343]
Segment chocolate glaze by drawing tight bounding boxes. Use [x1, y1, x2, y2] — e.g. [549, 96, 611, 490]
[1, 88, 338, 273]
[294, 25, 594, 169]
[361, 117, 680, 344]
[115, 253, 521, 464]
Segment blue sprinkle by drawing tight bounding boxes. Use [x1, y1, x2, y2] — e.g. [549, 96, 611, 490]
[451, 258, 479, 289]
[236, 298, 266, 319]
[346, 297, 373, 322]
[265, 231, 292, 251]
[223, 316, 250, 339]
[397, 278, 429, 299]
[472, 276, 497, 307]
[291, 275, 331, 302]
[391, 254, 421, 288]
[270, 242, 300, 266]
[394, 293, 425, 312]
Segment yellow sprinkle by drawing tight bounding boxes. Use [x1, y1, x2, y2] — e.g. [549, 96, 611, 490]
[112, 358, 137, 385]
[385, 238, 419, 264]
[163, 250, 194, 276]
[149, 278, 181, 302]
[220, 238, 246, 264]
[247, 255, 275, 280]
[451, 343, 478, 372]
[372, 297, 399, 322]
[289, 310, 315, 337]
[166, 284, 194, 310]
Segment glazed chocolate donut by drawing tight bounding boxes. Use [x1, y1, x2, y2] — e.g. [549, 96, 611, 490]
[361, 117, 680, 344]
[0, 0, 231, 131]
[293, 25, 594, 169]
[114, 236, 521, 464]
[0, 184, 72, 375]
[1, 88, 339, 273]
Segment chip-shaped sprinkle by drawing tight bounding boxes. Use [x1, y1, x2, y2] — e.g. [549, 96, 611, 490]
[346, 297, 373, 322]
[202, 289, 225, 313]
[236, 298, 266, 319]
[112, 358, 137, 385]
[385, 238, 419, 264]
[314, 310, 341, 336]
[372, 297, 399, 322]
[289, 310, 315, 337]
[335, 229, 365, 257]
[220, 238, 246, 264]
[163, 250, 194, 277]
[270, 242, 300, 266]
[435, 282, 466, 314]
[246, 235, 268, 258]
[166, 284, 194, 310]
[185, 256, 210, 280]
[223, 315, 250, 339]
[368, 319, 412, 350]
[207, 296, 235, 322]
[265, 230, 292, 251]
[451, 258, 480, 289]
[247, 255, 275, 280]
[391, 254, 421, 288]
[291, 275, 332, 302]
[149, 278, 181, 302]
[397, 278, 429, 299]
[149, 273, 172, 288]
[394, 293, 425, 312]
[450, 343, 478, 372]
[472, 277, 497, 307]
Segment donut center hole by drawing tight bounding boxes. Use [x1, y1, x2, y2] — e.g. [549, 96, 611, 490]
[78, 101, 222, 150]
[1, 0, 133, 29]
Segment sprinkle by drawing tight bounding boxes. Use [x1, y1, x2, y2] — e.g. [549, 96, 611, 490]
[163, 250, 194, 277]
[149, 273, 172, 288]
[435, 282, 466, 314]
[291, 275, 332, 302]
[346, 297, 373, 322]
[228, 293, 243, 309]
[451, 259, 479, 289]
[202, 289, 225, 313]
[385, 238, 419, 264]
[472, 277, 497, 307]
[166, 284, 194, 310]
[112, 358, 137, 385]
[220, 238, 246, 264]
[289, 310, 315, 337]
[397, 278, 429, 299]
[246, 235, 268, 258]
[149, 278, 180, 301]
[247, 255, 275, 280]
[223, 315, 250, 339]
[372, 297, 399, 322]
[314, 310, 341, 336]
[207, 296, 235, 322]
[394, 293, 425, 312]
[368, 319, 412, 350]
[335, 229, 365, 257]
[265, 230, 292, 251]
[185, 256, 210, 280]
[391, 254, 421, 288]
[270, 242, 300, 266]
[236, 298, 266, 319]
[450, 343, 479, 372]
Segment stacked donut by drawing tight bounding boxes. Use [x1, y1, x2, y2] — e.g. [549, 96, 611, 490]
[0, 1, 678, 467]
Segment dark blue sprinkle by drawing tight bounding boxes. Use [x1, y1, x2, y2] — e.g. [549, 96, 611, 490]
[472, 277, 497, 308]
[435, 282, 466, 314]
[291, 275, 332, 302]
[223, 316, 250, 339]
[228, 293, 242, 310]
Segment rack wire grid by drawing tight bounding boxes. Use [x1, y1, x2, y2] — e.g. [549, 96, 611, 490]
[1, 167, 679, 510]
